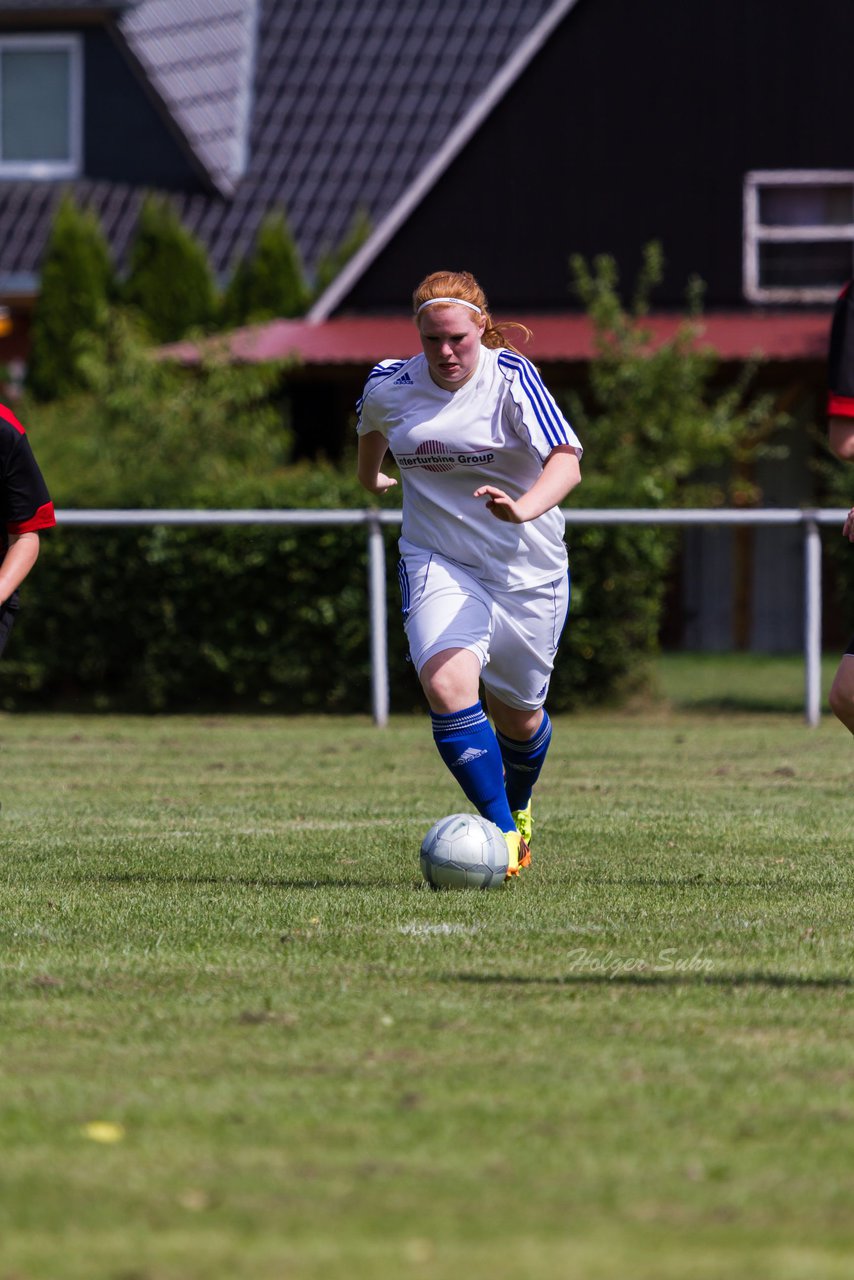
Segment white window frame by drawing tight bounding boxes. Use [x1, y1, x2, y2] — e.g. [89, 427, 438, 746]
[0, 34, 83, 179]
[743, 169, 854, 304]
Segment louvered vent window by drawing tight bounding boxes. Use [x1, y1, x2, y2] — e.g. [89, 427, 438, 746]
[744, 171, 854, 303]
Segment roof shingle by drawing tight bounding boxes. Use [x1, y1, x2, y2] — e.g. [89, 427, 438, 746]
[0, 0, 557, 288]
[119, 0, 259, 195]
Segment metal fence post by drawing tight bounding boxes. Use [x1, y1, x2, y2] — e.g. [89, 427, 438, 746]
[366, 513, 389, 726]
[803, 514, 822, 728]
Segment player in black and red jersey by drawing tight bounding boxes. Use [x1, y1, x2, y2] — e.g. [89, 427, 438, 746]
[0, 403, 55, 658]
[827, 282, 854, 733]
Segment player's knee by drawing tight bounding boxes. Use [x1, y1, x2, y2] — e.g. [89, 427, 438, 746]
[829, 681, 843, 719]
[422, 667, 471, 712]
[420, 649, 481, 712]
[829, 672, 854, 728]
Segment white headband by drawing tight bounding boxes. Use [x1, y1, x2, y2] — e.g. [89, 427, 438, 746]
[416, 296, 483, 316]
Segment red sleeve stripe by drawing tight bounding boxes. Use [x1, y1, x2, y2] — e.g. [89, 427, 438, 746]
[0, 403, 25, 434]
[828, 393, 854, 418]
[7, 501, 55, 534]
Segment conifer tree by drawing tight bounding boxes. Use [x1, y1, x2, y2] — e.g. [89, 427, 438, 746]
[219, 251, 253, 330]
[314, 207, 372, 296]
[123, 195, 218, 343]
[27, 194, 115, 401]
[221, 209, 310, 326]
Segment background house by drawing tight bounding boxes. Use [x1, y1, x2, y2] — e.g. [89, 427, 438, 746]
[0, 0, 556, 334]
[0, 0, 848, 649]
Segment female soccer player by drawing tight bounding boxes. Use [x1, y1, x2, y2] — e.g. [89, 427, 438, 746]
[0, 402, 55, 659]
[357, 270, 582, 876]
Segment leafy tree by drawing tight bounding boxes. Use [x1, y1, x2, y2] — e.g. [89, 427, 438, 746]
[568, 242, 779, 509]
[220, 209, 310, 326]
[30, 311, 290, 508]
[27, 194, 115, 401]
[122, 194, 218, 343]
[545, 242, 785, 706]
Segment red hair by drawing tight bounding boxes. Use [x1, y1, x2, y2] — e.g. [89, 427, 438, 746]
[412, 270, 531, 354]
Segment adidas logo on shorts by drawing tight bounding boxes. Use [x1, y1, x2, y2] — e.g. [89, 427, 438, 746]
[392, 371, 413, 385]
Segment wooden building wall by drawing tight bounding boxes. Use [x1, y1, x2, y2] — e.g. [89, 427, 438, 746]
[339, 0, 854, 312]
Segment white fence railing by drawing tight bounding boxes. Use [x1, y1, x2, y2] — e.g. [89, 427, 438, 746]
[56, 507, 850, 727]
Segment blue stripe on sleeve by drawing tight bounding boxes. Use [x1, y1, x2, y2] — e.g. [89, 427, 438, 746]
[356, 360, 407, 420]
[497, 350, 570, 449]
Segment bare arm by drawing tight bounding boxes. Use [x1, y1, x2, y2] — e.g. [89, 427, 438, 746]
[473, 445, 581, 524]
[0, 531, 40, 605]
[829, 417, 854, 461]
[828, 418, 854, 541]
[357, 430, 399, 496]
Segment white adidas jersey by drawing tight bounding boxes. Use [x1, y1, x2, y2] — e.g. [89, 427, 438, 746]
[357, 345, 583, 589]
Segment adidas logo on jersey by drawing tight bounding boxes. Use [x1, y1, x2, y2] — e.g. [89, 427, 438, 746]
[392, 371, 413, 385]
[451, 746, 488, 767]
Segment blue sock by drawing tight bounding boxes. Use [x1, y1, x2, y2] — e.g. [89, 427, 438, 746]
[431, 702, 516, 833]
[496, 709, 553, 812]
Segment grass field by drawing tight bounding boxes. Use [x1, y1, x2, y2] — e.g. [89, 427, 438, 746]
[1, 678, 853, 1278]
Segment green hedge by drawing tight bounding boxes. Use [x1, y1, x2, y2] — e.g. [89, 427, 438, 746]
[4, 521, 389, 712]
[4, 514, 670, 714]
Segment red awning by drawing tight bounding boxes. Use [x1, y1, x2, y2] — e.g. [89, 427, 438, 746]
[163, 311, 833, 366]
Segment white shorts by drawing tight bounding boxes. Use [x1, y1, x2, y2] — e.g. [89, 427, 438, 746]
[398, 549, 570, 711]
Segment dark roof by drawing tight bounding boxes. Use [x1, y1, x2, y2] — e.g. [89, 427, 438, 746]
[309, 0, 580, 319]
[0, 0, 558, 290]
[163, 311, 835, 367]
[229, 0, 560, 274]
[120, 0, 258, 196]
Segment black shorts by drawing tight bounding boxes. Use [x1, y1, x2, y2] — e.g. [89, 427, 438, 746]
[0, 601, 17, 659]
[847, 635, 854, 657]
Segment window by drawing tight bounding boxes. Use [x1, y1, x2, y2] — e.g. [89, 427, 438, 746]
[744, 171, 854, 303]
[0, 35, 82, 179]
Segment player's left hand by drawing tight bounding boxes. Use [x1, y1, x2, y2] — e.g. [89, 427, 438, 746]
[844, 507, 854, 542]
[474, 485, 526, 523]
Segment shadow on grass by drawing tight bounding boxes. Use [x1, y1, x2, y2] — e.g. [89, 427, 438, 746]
[672, 695, 805, 714]
[451, 972, 854, 989]
[82, 871, 376, 891]
[81, 870, 840, 895]
[594, 876, 839, 891]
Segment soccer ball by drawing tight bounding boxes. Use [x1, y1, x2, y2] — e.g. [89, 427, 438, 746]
[419, 813, 509, 890]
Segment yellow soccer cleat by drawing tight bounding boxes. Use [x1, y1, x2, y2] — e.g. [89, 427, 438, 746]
[504, 829, 532, 879]
[511, 800, 532, 854]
